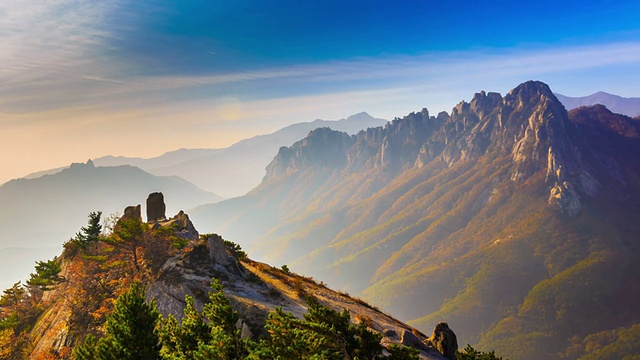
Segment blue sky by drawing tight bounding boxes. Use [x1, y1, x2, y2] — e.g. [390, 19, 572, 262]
[0, 0, 639, 183]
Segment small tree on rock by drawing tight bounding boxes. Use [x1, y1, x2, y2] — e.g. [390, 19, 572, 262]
[75, 211, 103, 247]
[27, 257, 62, 291]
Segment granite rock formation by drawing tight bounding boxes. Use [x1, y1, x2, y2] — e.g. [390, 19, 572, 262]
[428, 322, 458, 360]
[146, 192, 166, 222]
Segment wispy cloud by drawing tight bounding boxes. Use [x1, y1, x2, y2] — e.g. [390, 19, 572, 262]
[120, 41, 640, 114]
[1, 2, 639, 183]
[1, 2, 638, 115]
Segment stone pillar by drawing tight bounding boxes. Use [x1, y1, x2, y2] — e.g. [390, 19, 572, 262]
[146, 192, 166, 222]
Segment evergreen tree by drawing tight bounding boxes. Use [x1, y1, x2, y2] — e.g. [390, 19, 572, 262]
[202, 279, 239, 337]
[250, 306, 330, 359]
[94, 282, 161, 360]
[159, 296, 211, 359]
[457, 344, 505, 360]
[73, 334, 97, 360]
[159, 279, 247, 359]
[27, 257, 62, 291]
[75, 211, 103, 247]
[0, 282, 26, 309]
[108, 216, 145, 271]
[249, 296, 412, 360]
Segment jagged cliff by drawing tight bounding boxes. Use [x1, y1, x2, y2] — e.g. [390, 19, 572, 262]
[191, 81, 640, 359]
[261, 82, 610, 216]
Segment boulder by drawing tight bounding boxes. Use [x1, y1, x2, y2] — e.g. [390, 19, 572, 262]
[146, 192, 166, 222]
[400, 329, 429, 351]
[172, 211, 199, 241]
[121, 204, 142, 221]
[206, 233, 235, 266]
[429, 322, 458, 360]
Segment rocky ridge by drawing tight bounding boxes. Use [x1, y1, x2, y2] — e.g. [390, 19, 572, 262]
[263, 81, 608, 216]
[25, 194, 451, 359]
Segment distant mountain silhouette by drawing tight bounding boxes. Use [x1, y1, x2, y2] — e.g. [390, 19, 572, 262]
[191, 81, 640, 359]
[0, 161, 220, 290]
[555, 91, 640, 117]
[23, 113, 387, 199]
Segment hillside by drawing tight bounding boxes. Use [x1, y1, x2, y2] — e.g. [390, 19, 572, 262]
[0, 197, 462, 359]
[555, 91, 640, 117]
[191, 81, 640, 359]
[0, 161, 220, 291]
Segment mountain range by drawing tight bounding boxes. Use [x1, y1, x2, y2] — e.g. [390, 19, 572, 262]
[4, 82, 640, 359]
[24, 112, 387, 199]
[0, 113, 385, 294]
[190, 81, 640, 359]
[555, 91, 640, 117]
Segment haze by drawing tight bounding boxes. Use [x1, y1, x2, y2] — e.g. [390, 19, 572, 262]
[1, 1, 640, 184]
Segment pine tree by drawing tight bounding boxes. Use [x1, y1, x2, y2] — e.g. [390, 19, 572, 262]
[457, 344, 505, 360]
[159, 296, 211, 359]
[73, 334, 97, 360]
[27, 257, 62, 291]
[108, 216, 145, 272]
[0, 282, 25, 309]
[202, 279, 239, 337]
[158, 279, 248, 359]
[75, 211, 103, 247]
[94, 282, 161, 360]
[249, 296, 401, 359]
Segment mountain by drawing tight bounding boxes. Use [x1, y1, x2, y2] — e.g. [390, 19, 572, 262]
[555, 91, 640, 117]
[0, 161, 221, 291]
[1, 198, 458, 359]
[23, 112, 387, 199]
[191, 81, 640, 359]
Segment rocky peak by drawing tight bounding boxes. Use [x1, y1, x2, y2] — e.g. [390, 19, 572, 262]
[261, 81, 614, 215]
[503, 80, 558, 109]
[264, 127, 354, 180]
[121, 204, 142, 221]
[377, 109, 441, 168]
[67, 160, 96, 173]
[469, 90, 503, 117]
[432, 81, 594, 214]
[146, 192, 166, 222]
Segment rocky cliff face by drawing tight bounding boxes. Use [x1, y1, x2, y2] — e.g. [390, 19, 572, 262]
[264, 127, 354, 181]
[263, 81, 609, 216]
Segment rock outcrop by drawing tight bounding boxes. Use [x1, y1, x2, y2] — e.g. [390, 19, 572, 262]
[121, 204, 141, 221]
[429, 322, 458, 360]
[146, 192, 166, 222]
[152, 210, 199, 241]
[206, 233, 237, 267]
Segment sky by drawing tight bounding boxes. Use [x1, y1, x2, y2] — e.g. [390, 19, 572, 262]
[1, 0, 640, 184]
